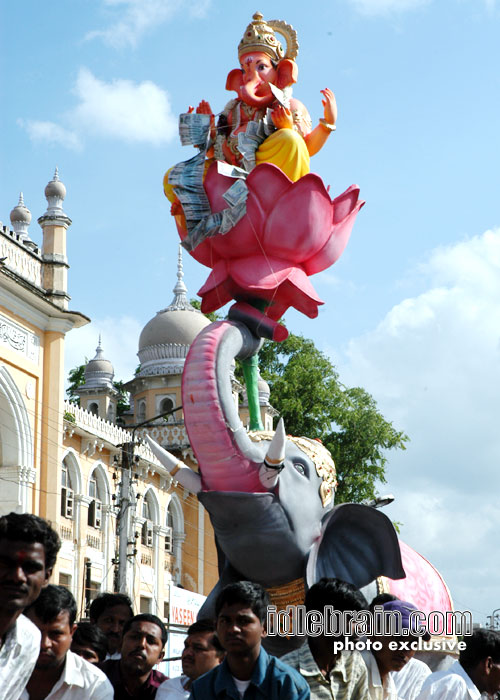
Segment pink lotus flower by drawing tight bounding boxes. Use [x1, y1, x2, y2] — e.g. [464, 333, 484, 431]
[180, 162, 364, 321]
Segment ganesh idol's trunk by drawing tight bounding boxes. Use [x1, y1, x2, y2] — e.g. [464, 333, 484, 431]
[181, 320, 267, 493]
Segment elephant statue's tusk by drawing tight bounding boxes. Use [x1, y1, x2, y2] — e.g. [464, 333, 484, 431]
[144, 435, 202, 493]
[259, 417, 286, 489]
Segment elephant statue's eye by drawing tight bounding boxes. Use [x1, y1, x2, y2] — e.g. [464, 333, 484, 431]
[293, 463, 306, 476]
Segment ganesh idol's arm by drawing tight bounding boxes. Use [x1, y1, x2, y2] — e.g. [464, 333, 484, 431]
[304, 88, 337, 157]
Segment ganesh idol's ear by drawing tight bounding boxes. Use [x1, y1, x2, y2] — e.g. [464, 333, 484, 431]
[226, 68, 244, 93]
[276, 59, 298, 89]
[306, 503, 405, 590]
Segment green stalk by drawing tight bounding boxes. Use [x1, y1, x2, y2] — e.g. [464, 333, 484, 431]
[242, 353, 264, 431]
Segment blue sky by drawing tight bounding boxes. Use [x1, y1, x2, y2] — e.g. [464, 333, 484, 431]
[2, 0, 499, 625]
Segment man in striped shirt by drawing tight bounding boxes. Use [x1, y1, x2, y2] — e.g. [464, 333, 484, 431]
[281, 579, 369, 700]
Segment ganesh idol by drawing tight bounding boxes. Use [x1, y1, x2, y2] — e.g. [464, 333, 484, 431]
[164, 12, 337, 206]
[163, 11, 363, 337]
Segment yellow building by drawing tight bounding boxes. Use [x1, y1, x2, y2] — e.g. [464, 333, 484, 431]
[0, 172, 274, 621]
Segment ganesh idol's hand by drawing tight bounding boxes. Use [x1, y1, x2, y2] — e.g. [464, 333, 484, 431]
[303, 88, 337, 157]
[321, 88, 337, 127]
[271, 105, 294, 130]
[196, 100, 213, 116]
[192, 100, 216, 144]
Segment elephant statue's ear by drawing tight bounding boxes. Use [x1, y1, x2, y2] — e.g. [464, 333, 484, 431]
[306, 503, 405, 589]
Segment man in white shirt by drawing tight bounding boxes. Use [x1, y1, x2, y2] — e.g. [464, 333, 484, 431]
[23, 584, 113, 700]
[417, 628, 500, 699]
[0, 512, 61, 700]
[361, 599, 431, 700]
[370, 593, 431, 700]
[157, 619, 224, 699]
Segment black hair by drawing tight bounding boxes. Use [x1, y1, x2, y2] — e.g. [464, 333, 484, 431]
[123, 613, 168, 647]
[215, 581, 270, 624]
[305, 578, 368, 614]
[369, 593, 398, 611]
[72, 622, 108, 662]
[25, 584, 77, 626]
[188, 618, 224, 655]
[0, 512, 61, 569]
[89, 592, 133, 623]
[460, 628, 500, 668]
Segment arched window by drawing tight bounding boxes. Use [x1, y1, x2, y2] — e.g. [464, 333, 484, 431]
[141, 496, 153, 547]
[166, 503, 174, 530]
[165, 502, 174, 553]
[160, 397, 174, 415]
[88, 470, 103, 529]
[61, 459, 74, 519]
[137, 400, 146, 421]
[88, 402, 99, 416]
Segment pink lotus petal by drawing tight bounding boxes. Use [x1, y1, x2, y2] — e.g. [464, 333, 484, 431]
[228, 256, 324, 319]
[263, 174, 333, 262]
[204, 163, 263, 259]
[245, 163, 294, 217]
[332, 184, 362, 224]
[304, 199, 365, 275]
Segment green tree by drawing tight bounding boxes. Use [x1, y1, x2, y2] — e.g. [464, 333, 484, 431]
[113, 380, 131, 418]
[257, 333, 409, 504]
[66, 363, 86, 404]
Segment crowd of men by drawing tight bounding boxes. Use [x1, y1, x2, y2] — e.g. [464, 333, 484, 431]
[1, 512, 500, 700]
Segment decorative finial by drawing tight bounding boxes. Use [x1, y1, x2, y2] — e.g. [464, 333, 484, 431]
[43, 168, 67, 216]
[169, 244, 189, 309]
[177, 244, 184, 283]
[10, 192, 32, 240]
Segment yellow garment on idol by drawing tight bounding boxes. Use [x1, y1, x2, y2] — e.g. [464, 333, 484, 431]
[255, 128, 310, 182]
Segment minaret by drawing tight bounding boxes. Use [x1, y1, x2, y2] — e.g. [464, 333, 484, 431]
[76, 337, 119, 422]
[38, 168, 71, 308]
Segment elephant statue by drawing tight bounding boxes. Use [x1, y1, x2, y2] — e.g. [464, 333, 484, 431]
[146, 319, 407, 655]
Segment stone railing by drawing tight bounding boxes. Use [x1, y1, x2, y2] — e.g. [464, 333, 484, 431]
[63, 402, 187, 466]
[63, 401, 131, 445]
[137, 424, 190, 449]
[141, 552, 153, 567]
[59, 523, 73, 541]
[86, 533, 102, 550]
[0, 227, 42, 287]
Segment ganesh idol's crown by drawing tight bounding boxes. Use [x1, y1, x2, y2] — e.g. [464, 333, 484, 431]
[238, 11, 299, 62]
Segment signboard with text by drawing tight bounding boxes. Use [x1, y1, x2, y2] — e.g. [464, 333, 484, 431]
[161, 585, 206, 678]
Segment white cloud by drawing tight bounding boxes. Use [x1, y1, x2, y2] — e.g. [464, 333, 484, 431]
[19, 68, 177, 149]
[338, 228, 500, 621]
[64, 315, 143, 392]
[347, 0, 430, 16]
[17, 119, 82, 151]
[71, 68, 177, 144]
[85, 0, 210, 49]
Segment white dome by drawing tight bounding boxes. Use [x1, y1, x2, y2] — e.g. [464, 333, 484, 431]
[43, 167, 67, 216]
[83, 341, 114, 389]
[10, 193, 31, 225]
[139, 307, 209, 350]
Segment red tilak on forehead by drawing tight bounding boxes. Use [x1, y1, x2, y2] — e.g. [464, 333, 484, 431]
[16, 550, 28, 563]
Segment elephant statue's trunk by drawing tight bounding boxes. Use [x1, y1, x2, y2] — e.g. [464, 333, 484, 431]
[182, 320, 269, 492]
